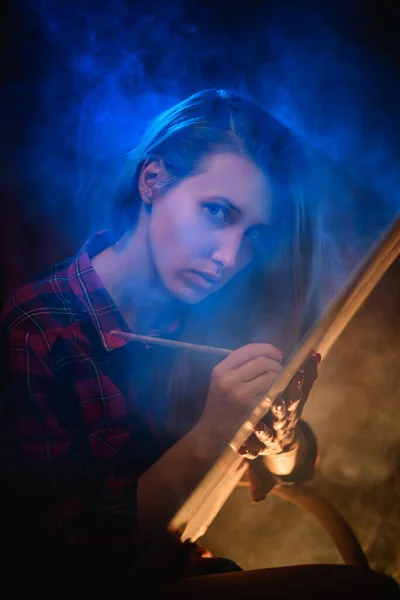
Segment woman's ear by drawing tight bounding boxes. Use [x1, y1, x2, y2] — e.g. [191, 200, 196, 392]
[138, 158, 167, 206]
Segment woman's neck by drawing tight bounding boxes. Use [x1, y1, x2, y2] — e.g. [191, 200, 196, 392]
[92, 225, 178, 333]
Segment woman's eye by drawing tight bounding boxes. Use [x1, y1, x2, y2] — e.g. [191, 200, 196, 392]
[204, 203, 229, 223]
[247, 228, 265, 246]
[246, 227, 270, 257]
[247, 228, 261, 241]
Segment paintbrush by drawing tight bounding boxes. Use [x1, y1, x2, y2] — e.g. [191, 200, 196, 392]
[110, 330, 233, 357]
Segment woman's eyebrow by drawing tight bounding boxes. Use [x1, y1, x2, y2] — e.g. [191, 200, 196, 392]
[207, 196, 242, 216]
[207, 195, 270, 227]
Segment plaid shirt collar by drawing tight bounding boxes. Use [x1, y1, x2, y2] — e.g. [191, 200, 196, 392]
[67, 231, 186, 351]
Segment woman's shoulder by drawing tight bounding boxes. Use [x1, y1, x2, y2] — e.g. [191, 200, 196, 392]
[1, 257, 83, 355]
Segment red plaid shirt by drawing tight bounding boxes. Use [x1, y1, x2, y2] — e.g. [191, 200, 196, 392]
[0, 231, 193, 591]
[1, 231, 318, 594]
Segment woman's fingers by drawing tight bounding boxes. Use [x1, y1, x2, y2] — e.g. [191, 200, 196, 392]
[235, 370, 282, 399]
[232, 355, 283, 384]
[216, 343, 284, 372]
[201, 343, 285, 446]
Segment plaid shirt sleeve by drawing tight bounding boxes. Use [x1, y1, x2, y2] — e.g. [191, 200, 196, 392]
[1, 312, 140, 584]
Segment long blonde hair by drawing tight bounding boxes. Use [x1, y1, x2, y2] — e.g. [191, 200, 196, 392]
[112, 89, 321, 439]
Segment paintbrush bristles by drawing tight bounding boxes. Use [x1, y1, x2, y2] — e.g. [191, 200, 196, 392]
[110, 330, 232, 357]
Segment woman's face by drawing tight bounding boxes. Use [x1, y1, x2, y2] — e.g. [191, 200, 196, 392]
[146, 153, 271, 304]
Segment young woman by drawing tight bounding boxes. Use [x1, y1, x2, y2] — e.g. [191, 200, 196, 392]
[1, 89, 398, 598]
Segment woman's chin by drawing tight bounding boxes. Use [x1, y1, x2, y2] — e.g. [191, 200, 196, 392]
[173, 287, 209, 305]
[168, 278, 210, 305]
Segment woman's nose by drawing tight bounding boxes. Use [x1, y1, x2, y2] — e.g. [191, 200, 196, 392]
[211, 233, 243, 271]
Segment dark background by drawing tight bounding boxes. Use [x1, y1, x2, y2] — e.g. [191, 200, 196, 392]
[1, 0, 399, 581]
[1, 0, 399, 302]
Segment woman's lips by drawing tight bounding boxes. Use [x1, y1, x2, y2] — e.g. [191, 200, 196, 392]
[183, 270, 221, 290]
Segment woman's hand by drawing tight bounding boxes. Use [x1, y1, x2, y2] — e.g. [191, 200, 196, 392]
[138, 343, 283, 538]
[195, 343, 284, 448]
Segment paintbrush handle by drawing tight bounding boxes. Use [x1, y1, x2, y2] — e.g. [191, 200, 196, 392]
[110, 330, 232, 357]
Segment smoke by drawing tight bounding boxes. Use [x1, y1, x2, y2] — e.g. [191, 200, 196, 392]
[11, 0, 399, 264]
[15, 1, 187, 238]
[5, 0, 400, 580]
[250, 3, 400, 297]
[203, 259, 400, 580]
